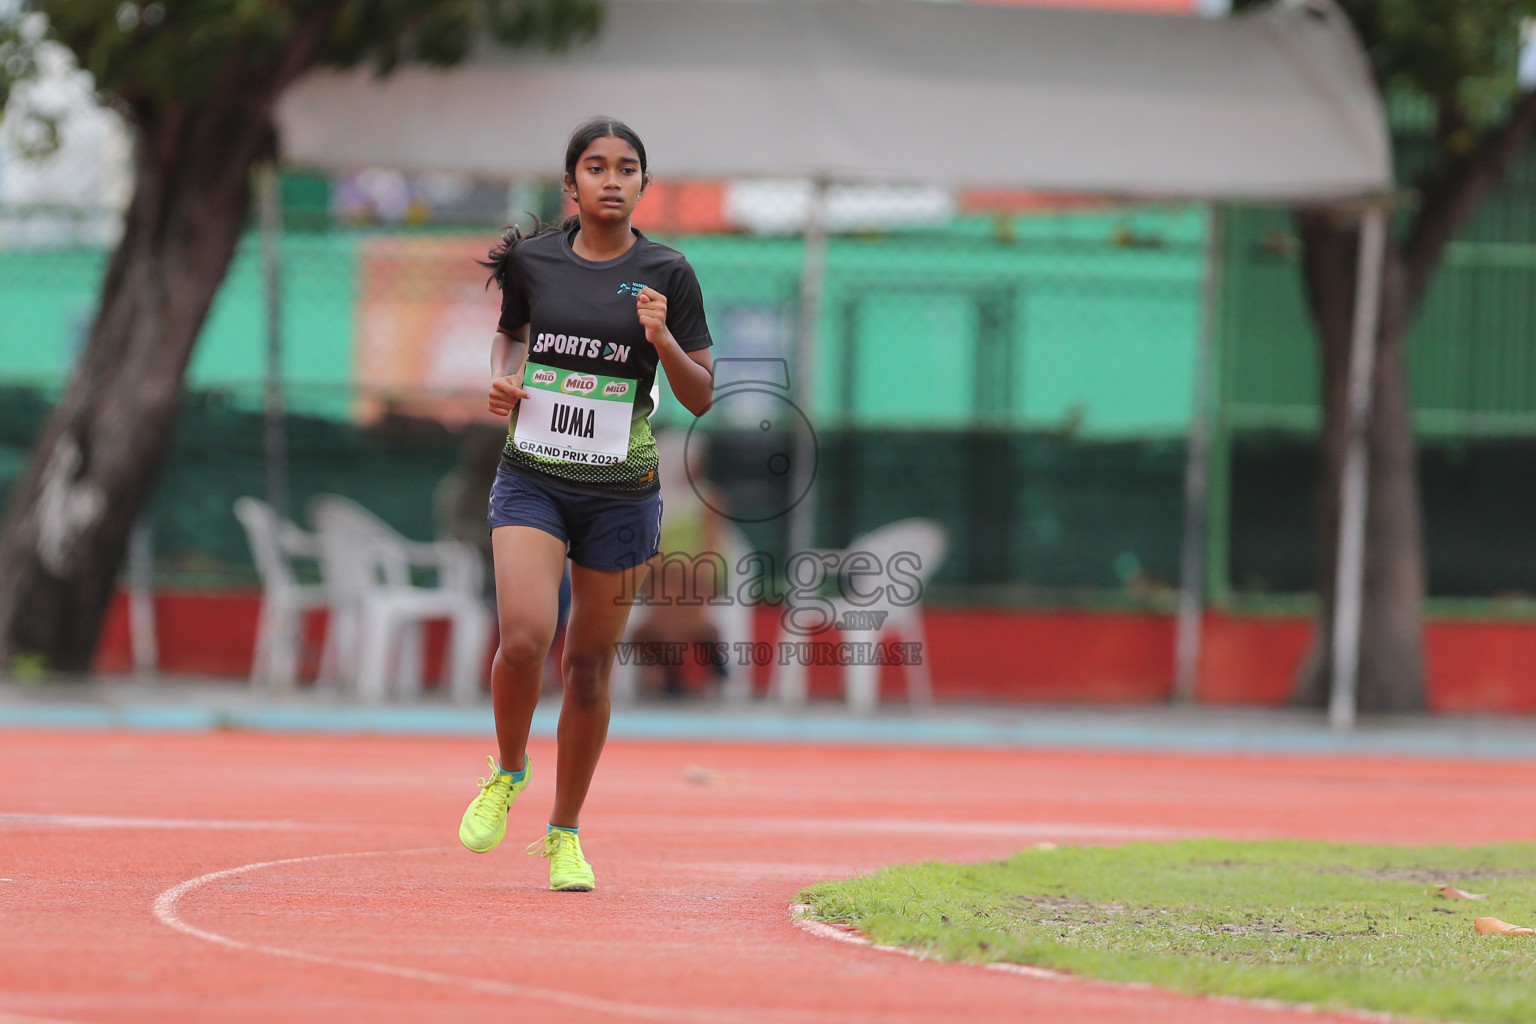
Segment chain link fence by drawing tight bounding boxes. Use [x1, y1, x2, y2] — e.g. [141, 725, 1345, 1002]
[1218, 124, 1536, 606]
[7, 100, 1536, 615]
[1, 123, 1210, 604]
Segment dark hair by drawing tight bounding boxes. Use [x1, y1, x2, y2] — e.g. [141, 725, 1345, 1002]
[481, 215, 547, 291]
[563, 115, 647, 180]
[482, 116, 649, 291]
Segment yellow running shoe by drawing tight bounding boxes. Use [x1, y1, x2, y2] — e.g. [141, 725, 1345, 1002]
[458, 755, 530, 853]
[527, 829, 595, 891]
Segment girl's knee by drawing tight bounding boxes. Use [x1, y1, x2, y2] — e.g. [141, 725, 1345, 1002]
[561, 644, 612, 704]
[498, 622, 551, 669]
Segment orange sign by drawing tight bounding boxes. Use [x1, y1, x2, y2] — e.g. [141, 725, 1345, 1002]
[354, 235, 506, 428]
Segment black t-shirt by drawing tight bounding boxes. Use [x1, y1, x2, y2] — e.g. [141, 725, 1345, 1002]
[497, 225, 712, 497]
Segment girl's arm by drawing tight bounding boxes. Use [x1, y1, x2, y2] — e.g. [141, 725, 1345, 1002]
[489, 324, 531, 416]
[637, 287, 713, 417]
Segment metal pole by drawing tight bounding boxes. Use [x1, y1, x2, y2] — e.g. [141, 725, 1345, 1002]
[1328, 204, 1388, 731]
[1173, 206, 1224, 702]
[786, 178, 828, 559]
[259, 162, 289, 518]
[127, 514, 157, 677]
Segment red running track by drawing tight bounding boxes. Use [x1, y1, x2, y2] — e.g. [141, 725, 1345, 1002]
[3, 730, 1536, 1024]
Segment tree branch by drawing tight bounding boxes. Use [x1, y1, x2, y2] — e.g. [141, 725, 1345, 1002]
[1402, 88, 1536, 310]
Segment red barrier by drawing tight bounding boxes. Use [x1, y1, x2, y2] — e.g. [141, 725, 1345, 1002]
[1425, 620, 1536, 713]
[95, 590, 266, 678]
[1196, 613, 1310, 706]
[93, 589, 1536, 712]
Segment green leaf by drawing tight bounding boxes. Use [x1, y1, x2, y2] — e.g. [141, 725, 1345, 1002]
[1, 0, 601, 115]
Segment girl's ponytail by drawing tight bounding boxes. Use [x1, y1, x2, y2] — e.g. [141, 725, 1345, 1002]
[480, 216, 546, 291]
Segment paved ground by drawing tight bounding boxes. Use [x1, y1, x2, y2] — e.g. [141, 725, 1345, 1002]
[2, 683, 1533, 1023]
[4, 678, 1536, 757]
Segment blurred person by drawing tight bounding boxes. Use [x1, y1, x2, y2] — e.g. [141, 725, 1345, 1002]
[628, 429, 729, 698]
[457, 117, 714, 892]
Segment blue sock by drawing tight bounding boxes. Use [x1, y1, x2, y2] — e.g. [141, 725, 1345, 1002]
[548, 823, 579, 835]
[496, 758, 527, 783]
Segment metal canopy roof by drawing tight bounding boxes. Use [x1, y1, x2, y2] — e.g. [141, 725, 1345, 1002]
[276, 0, 1390, 201]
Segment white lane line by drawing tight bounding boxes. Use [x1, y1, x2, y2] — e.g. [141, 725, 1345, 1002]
[3, 812, 1197, 840]
[605, 817, 1197, 839]
[793, 916, 888, 949]
[1, 813, 326, 831]
[0, 1013, 101, 1024]
[152, 848, 812, 1024]
[791, 906, 1071, 982]
[789, 907, 1425, 1023]
[657, 862, 856, 879]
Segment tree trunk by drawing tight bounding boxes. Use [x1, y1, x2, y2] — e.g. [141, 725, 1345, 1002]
[0, 9, 332, 675]
[0, 109, 278, 673]
[1291, 210, 1426, 712]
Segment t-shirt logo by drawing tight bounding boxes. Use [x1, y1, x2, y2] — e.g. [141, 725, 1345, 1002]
[561, 373, 597, 396]
[616, 282, 647, 297]
[533, 333, 631, 364]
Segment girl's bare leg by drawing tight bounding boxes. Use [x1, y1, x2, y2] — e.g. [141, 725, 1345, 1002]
[548, 561, 648, 829]
[489, 525, 568, 772]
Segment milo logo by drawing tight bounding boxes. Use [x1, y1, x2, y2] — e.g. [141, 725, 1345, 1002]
[602, 381, 630, 398]
[562, 373, 597, 396]
[530, 368, 557, 386]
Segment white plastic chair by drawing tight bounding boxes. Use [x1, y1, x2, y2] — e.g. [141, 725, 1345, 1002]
[713, 523, 758, 703]
[770, 518, 947, 714]
[233, 497, 329, 691]
[309, 494, 492, 703]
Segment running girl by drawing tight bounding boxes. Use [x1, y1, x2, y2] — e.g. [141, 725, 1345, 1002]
[459, 117, 714, 890]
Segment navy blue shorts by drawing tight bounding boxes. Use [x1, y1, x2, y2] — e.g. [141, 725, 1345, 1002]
[487, 463, 662, 572]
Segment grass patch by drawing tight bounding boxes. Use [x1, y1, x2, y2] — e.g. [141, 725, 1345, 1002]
[797, 840, 1536, 1023]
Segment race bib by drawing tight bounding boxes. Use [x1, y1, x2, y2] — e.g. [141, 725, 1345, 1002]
[512, 362, 636, 466]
